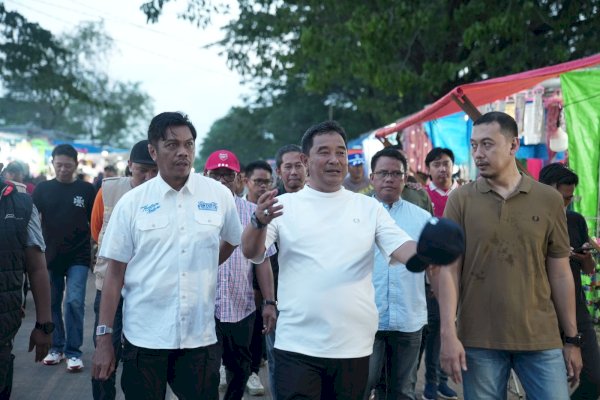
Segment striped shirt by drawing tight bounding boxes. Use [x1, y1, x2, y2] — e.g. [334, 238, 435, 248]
[215, 196, 276, 322]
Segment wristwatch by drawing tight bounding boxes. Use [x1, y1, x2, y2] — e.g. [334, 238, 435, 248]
[35, 321, 55, 335]
[565, 333, 584, 347]
[251, 212, 268, 230]
[96, 325, 114, 336]
[262, 299, 278, 307]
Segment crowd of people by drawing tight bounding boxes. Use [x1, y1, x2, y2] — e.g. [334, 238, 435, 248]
[1, 110, 599, 400]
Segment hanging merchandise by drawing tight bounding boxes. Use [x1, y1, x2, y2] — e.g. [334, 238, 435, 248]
[401, 124, 433, 174]
[549, 108, 569, 153]
[514, 93, 526, 136]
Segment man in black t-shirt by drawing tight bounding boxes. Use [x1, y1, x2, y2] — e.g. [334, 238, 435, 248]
[540, 163, 600, 399]
[33, 144, 96, 373]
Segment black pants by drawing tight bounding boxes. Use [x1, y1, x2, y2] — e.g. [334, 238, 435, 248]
[216, 312, 256, 400]
[0, 341, 14, 400]
[120, 337, 220, 400]
[274, 348, 369, 400]
[571, 318, 600, 399]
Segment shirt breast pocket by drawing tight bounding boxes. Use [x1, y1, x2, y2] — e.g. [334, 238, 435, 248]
[194, 211, 222, 230]
[137, 216, 170, 245]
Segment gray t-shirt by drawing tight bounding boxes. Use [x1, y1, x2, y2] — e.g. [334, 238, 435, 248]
[26, 205, 46, 252]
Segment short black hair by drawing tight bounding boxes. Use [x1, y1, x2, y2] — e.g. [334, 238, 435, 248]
[275, 144, 302, 168]
[473, 111, 518, 138]
[301, 121, 347, 155]
[148, 112, 197, 146]
[104, 165, 117, 173]
[52, 144, 78, 162]
[371, 147, 408, 173]
[3, 161, 25, 177]
[245, 160, 272, 178]
[539, 163, 579, 186]
[425, 147, 455, 167]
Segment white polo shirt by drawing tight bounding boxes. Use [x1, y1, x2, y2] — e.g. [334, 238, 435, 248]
[100, 173, 242, 349]
[252, 185, 411, 358]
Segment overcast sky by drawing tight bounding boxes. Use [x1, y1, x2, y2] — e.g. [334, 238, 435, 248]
[4, 0, 246, 145]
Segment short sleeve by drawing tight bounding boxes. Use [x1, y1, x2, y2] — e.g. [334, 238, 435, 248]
[98, 197, 134, 263]
[249, 219, 279, 264]
[219, 190, 242, 247]
[26, 205, 46, 251]
[547, 196, 570, 258]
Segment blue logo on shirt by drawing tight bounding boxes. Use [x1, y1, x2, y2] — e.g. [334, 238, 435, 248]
[141, 203, 160, 214]
[198, 201, 218, 211]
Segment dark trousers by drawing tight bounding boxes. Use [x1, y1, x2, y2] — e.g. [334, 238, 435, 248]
[120, 337, 220, 400]
[0, 341, 14, 400]
[365, 329, 423, 400]
[250, 293, 265, 374]
[571, 318, 600, 399]
[216, 312, 256, 400]
[274, 348, 369, 400]
[418, 285, 448, 385]
[92, 290, 124, 400]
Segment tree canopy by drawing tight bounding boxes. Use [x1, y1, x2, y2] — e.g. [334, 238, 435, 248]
[143, 0, 600, 127]
[0, 6, 154, 145]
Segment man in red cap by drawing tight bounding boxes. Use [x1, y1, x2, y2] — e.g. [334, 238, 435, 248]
[204, 150, 276, 400]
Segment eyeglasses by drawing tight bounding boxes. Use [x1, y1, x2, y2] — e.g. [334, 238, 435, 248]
[373, 170, 405, 179]
[251, 178, 273, 186]
[430, 161, 452, 169]
[208, 171, 236, 183]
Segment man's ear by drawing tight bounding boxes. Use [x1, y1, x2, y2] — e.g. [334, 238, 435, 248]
[509, 136, 520, 155]
[148, 143, 158, 162]
[300, 153, 308, 166]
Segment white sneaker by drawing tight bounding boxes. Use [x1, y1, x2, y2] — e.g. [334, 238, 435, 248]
[246, 372, 265, 396]
[43, 351, 64, 365]
[66, 357, 84, 372]
[219, 365, 227, 392]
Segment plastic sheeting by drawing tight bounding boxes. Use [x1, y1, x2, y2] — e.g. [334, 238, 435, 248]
[561, 70, 600, 236]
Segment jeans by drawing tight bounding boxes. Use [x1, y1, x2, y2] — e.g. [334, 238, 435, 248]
[274, 348, 369, 400]
[49, 265, 88, 358]
[92, 290, 124, 400]
[0, 341, 14, 400]
[265, 327, 277, 400]
[423, 285, 448, 385]
[463, 347, 569, 400]
[365, 329, 423, 400]
[215, 312, 255, 400]
[120, 337, 220, 400]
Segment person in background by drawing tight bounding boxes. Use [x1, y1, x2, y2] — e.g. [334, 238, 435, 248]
[89, 140, 158, 400]
[343, 153, 372, 194]
[365, 148, 430, 400]
[33, 144, 96, 372]
[539, 162, 600, 400]
[0, 170, 52, 399]
[204, 149, 276, 400]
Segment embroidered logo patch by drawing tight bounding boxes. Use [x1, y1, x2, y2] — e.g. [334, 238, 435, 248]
[198, 201, 218, 211]
[141, 203, 160, 214]
[73, 196, 85, 208]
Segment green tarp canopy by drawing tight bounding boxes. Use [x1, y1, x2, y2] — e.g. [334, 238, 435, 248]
[561, 70, 600, 236]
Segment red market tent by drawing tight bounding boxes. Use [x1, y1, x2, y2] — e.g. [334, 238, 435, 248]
[374, 53, 600, 138]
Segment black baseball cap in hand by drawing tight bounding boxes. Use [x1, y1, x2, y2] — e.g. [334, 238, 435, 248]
[406, 217, 465, 273]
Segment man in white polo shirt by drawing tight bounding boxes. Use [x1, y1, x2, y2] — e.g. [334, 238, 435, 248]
[91, 112, 242, 400]
[242, 121, 420, 400]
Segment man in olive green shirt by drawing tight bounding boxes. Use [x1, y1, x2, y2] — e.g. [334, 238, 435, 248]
[436, 111, 582, 399]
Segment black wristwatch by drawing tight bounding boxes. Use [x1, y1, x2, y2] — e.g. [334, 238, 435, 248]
[35, 321, 55, 335]
[251, 212, 268, 230]
[262, 299, 278, 307]
[565, 333, 584, 347]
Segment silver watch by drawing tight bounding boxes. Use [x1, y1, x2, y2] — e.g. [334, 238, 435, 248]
[96, 325, 114, 336]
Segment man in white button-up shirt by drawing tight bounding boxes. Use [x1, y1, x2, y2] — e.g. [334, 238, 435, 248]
[92, 112, 243, 400]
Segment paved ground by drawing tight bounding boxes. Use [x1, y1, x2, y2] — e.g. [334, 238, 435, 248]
[10, 270, 525, 399]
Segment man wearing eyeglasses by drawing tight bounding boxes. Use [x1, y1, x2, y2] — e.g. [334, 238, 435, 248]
[204, 150, 276, 400]
[245, 161, 274, 204]
[364, 147, 432, 400]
